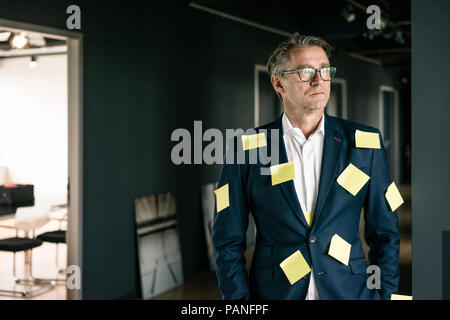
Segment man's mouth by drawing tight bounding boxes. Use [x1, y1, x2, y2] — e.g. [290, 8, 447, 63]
[310, 92, 324, 95]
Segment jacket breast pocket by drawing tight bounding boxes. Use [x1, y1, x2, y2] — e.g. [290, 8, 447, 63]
[349, 257, 367, 275]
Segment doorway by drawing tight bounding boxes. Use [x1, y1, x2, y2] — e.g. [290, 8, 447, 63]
[379, 85, 399, 183]
[327, 78, 348, 119]
[0, 19, 82, 300]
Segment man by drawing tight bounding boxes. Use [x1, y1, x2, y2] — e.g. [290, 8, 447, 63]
[212, 33, 400, 300]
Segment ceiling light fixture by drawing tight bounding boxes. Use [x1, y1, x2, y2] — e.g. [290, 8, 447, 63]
[9, 32, 30, 49]
[29, 56, 37, 69]
[340, 4, 356, 23]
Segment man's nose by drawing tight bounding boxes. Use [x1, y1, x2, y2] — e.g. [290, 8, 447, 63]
[310, 70, 323, 85]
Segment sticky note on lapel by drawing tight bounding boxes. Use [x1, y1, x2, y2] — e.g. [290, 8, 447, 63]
[328, 234, 351, 265]
[242, 133, 267, 151]
[385, 181, 404, 211]
[270, 162, 295, 186]
[355, 130, 381, 149]
[279, 250, 311, 285]
[214, 184, 229, 213]
[337, 163, 370, 196]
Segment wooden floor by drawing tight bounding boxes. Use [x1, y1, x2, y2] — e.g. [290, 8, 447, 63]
[151, 269, 221, 300]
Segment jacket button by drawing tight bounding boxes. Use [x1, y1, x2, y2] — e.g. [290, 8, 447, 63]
[309, 237, 318, 243]
[318, 272, 326, 275]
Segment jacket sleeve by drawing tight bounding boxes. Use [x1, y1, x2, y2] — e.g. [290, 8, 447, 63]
[212, 136, 250, 300]
[363, 129, 401, 300]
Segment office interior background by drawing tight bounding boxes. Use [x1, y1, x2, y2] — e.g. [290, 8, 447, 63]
[0, 0, 448, 300]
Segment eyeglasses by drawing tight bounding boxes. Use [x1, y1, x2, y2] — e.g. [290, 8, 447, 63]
[281, 67, 337, 82]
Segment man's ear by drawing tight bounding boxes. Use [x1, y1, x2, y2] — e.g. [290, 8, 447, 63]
[271, 75, 285, 96]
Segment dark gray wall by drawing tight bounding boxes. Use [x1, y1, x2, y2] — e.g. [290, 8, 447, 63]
[0, 0, 405, 299]
[412, 0, 450, 300]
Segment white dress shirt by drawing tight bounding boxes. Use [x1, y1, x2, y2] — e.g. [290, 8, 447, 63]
[282, 112, 325, 300]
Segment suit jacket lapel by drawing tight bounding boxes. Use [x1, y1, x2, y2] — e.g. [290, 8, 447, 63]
[311, 113, 344, 231]
[269, 115, 310, 230]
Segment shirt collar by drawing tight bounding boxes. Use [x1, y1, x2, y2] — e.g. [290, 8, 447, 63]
[282, 112, 325, 140]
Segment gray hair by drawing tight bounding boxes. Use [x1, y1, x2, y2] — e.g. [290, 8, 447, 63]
[266, 33, 332, 78]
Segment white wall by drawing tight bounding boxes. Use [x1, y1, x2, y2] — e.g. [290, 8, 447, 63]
[0, 54, 68, 208]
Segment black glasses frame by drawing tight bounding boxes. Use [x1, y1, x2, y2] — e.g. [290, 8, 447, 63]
[281, 67, 337, 82]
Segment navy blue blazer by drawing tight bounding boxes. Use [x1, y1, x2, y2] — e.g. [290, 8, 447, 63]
[212, 113, 400, 300]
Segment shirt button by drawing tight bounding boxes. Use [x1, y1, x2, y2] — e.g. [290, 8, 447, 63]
[309, 237, 318, 243]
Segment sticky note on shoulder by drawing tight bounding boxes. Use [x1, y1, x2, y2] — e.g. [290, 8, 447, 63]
[270, 162, 295, 186]
[337, 163, 370, 196]
[328, 234, 351, 265]
[355, 130, 381, 149]
[214, 184, 229, 213]
[242, 133, 267, 151]
[279, 250, 311, 285]
[385, 181, 404, 211]
[391, 294, 413, 300]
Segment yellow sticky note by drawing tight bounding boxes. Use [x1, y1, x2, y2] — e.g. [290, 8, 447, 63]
[214, 184, 229, 213]
[328, 234, 351, 265]
[385, 182, 404, 212]
[304, 211, 314, 228]
[355, 130, 381, 149]
[279, 250, 311, 285]
[242, 133, 267, 151]
[270, 162, 295, 186]
[391, 294, 413, 300]
[337, 163, 370, 196]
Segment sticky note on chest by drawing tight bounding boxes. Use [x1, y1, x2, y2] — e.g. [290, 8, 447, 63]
[337, 163, 370, 196]
[279, 250, 311, 285]
[214, 184, 229, 213]
[270, 162, 295, 186]
[242, 133, 267, 151]
[355, 130, 381, 149]
[385, 181, 404, 211]
[304, 211, 314, 228]
[328, 234, 351, 265]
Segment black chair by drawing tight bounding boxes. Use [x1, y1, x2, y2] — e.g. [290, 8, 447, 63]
[34, 230, 66, 283]
[0, 233, 54, 297]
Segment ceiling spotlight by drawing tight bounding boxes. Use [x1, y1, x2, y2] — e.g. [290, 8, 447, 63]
[9, 32, 30, 49]
[340, 4, 356, 23]
[29, 56, 37, 69]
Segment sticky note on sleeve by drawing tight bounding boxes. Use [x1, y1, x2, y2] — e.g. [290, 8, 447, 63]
[391, 294, 413, 300]
[242, 133, 267, 151]
[279, 250, 311, 285]
[337, 163, 370, 196]
[385, 181, 404, 211]
[214, 184, 229, 213]
[328, 234, 351, 265]
[355, 130, 381, 149]
[270, 162, 295, 186]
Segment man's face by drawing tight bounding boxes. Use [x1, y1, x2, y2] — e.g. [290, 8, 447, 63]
[274, 46, 331, 113]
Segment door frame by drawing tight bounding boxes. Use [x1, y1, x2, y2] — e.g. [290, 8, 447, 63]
[331, 78, 348, 120]
[0, 18, 83, 300]
[254, 64, 268, 127]
[379, 85, 400, 183]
